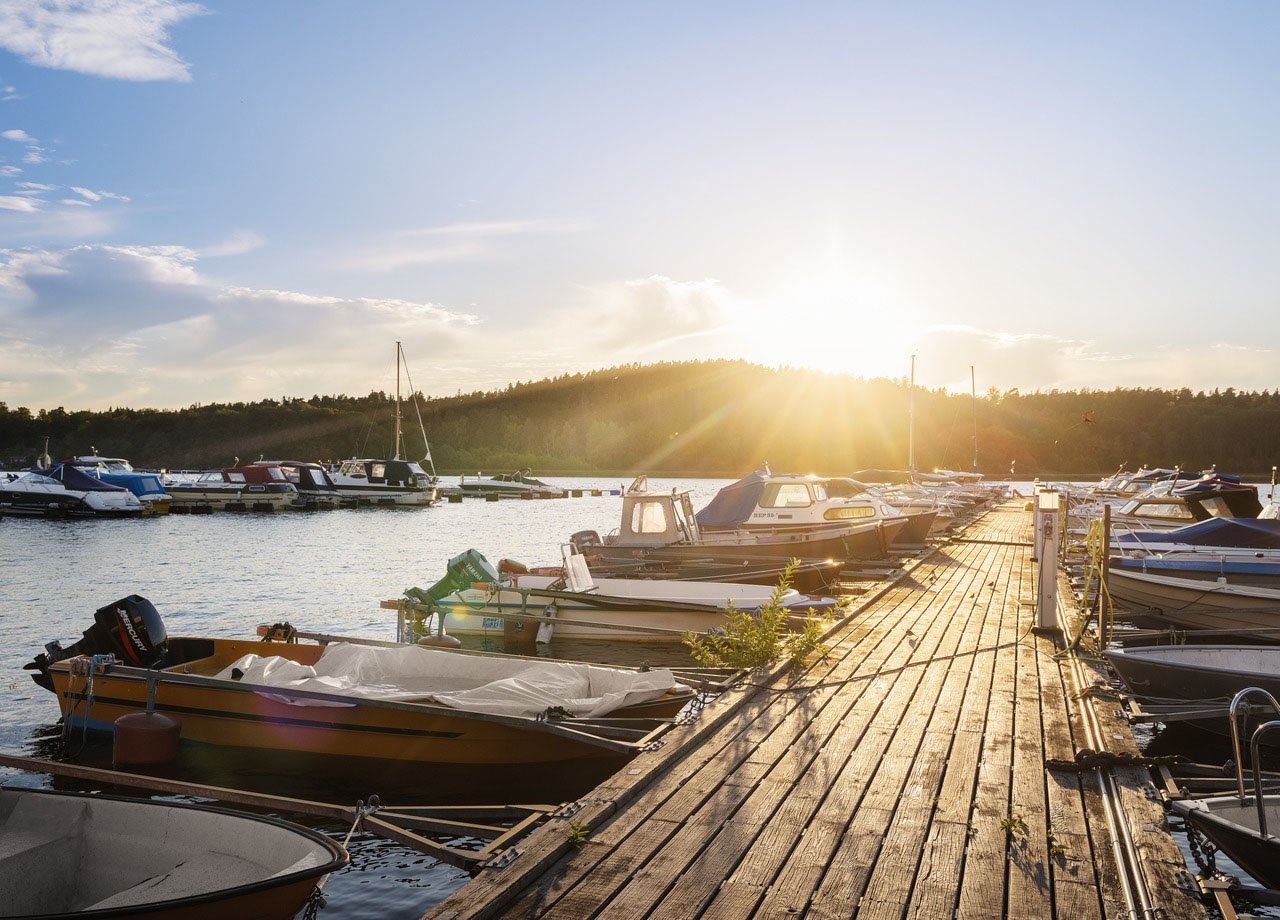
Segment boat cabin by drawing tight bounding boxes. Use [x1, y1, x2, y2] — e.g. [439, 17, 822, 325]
[336, 458, 430, 487]
[696, 471, 895, 531]
[255, 460, 339, 492]
[615, 477, 703, 546]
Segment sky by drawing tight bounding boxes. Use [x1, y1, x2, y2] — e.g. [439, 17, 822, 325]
[1, 1, 1278, 410]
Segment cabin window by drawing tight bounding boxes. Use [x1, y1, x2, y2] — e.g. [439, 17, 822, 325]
[631, 500, 669, 534]
[811, 483, 828, 501]
[226, 472, 246, 483]
[762, 483, 813, 508]
[1133, 502, 1192, 520]
[267, 468, 286, 481]
[824, 506, 877, 520]
[370, 463, 386, 480]
[1195, 497, 1233, 518]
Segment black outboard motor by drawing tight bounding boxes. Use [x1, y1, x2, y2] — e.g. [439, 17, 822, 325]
[24, 595, 168, 691]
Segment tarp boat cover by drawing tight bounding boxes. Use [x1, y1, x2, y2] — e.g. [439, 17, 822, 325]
[1116, 518, 1280, 549]
[215, 643, 689, 719]
[695, 472, 770, 528]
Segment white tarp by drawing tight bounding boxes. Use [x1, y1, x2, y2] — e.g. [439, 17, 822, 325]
[213, 643, 689, 719]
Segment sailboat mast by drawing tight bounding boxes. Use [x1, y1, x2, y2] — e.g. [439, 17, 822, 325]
[394, 341, 403, 460]
[970, 365, 978, 473]
[907, 354, 916, 473]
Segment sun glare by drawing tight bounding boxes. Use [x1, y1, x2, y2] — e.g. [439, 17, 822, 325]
[734, 272, 918, 379]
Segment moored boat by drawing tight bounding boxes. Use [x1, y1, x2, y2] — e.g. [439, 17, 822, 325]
[572, 474, 904, 575]
[253, 460, 342, 509]
[166, 464, 300, 512]
[25, 595, 694, 767]
[0, 785, 346, 920]
[457, 469, 565, 498]
[0, 464, 143, 518]
[70, 453, 172, 515]
[402, 549, 839, 642]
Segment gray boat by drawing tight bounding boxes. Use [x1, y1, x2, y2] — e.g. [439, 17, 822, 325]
[1104, 645, 1280, 706]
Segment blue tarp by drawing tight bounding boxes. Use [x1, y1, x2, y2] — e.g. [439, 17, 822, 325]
[695, 472, 770, 527]
[1116, 517, 1280, 549]
[42, 463, 129, 492]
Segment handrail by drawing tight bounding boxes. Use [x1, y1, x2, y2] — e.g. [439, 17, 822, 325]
[1229, 688, 1280, 803]
[1252, 720, 1280, 838]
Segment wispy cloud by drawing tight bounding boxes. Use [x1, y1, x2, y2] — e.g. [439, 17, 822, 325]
[198, 228, 264, 258]
[16, 181, 56, 192]
[345, 217, 585, 272]
[0, 0, 206, 82]
[58, 197, 90, 206]
[1, 83, 19, 101]
[1, 128, 32, 142]
[0, 194, 39, 212]
[70, 185, 129, 202]
[0, 165, 20, 176]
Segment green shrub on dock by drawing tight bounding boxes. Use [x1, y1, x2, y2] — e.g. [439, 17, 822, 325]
[682, 560, 832, 671]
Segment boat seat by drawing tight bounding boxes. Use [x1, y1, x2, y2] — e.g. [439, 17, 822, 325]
[0, 826, 67, 861]
[80, 850, 302, 911]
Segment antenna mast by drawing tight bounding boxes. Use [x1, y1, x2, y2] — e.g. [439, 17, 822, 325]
[907, 354, 916, 473]
[970, 365, 978, 473]
[394, 341, 403, 460]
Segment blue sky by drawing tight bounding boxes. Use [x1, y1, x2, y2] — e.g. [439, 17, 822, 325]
[1, 1, 1278, 409]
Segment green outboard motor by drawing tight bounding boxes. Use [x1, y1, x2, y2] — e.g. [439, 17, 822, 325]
[404, 548, 501, 608]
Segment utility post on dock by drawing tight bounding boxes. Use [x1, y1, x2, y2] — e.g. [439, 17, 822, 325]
[1035, 488, 1060, 630]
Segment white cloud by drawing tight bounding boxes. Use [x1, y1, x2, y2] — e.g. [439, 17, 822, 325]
[346, 217, 584, 272]
[17, 181, 56, 191]
[0, 243, 486, 408]
[59, 197, 90, 206]
[22, 148, 45, 163]
[1, 128, 32, 141]
[0, 165, 20, 176]
[0, 0, 206, 82]
[0, 194, 39, 212]
[69, 185, 129, 202]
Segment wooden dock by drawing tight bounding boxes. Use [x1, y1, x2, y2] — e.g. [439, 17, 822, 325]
[429, 505, 1206, 920]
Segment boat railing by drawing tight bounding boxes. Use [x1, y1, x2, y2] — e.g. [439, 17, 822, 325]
[1230, 688, 1280, 837]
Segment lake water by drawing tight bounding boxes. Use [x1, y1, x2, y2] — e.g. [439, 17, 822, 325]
[0, 476, 734, 919]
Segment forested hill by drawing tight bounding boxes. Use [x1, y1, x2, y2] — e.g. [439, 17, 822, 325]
[3, 360, 1279, 476]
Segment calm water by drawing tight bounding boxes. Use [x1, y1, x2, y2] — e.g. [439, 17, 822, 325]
[0, 476, 732, 919]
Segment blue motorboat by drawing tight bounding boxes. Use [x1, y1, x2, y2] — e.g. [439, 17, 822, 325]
[71, 454, 172, 515]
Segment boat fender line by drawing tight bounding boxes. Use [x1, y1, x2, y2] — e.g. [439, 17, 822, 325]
[300, 796, 382, 920]
[1045, 748, 1187, 773]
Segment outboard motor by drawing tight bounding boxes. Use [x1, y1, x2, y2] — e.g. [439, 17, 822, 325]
[570, 530, 602, 552]
[404, 549, 503, 609]
[24, 595, 168, 691]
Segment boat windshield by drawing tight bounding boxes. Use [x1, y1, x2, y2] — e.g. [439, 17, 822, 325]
[15, 472, 57, 485]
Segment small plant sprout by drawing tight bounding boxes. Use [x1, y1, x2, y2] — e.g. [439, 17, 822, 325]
[566, 820, 590, 849]
[1000, 813, 1028, 838]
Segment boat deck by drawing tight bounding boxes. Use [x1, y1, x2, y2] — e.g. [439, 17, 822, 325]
[427, 504, 1206, 920]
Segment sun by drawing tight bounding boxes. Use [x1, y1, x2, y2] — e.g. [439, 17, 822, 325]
[730, 270, 919, 378]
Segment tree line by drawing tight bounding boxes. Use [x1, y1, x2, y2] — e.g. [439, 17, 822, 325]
[2, 360, 1278, 477]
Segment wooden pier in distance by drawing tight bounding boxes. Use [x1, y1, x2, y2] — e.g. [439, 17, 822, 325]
[428, 504, 1206, 920]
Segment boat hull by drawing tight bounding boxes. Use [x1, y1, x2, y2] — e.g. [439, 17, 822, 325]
[44, 638, 685, 766]
[1104, 645, 1280, 705]
[1108, 568, 1280, 614]
[600, 520, 896, 566]
[0, 786, 344, 920]
[1172, 798, 1280, 889]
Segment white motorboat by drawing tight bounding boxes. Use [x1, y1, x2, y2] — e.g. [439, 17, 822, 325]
[70, 453, 172, 515]
[0, 464, 143, 518]
[406, 548, 840, 642]
[457, 469, 565, 498]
